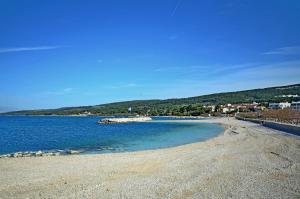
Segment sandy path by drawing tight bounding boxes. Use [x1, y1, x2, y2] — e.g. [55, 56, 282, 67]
[0, 118, 299, 199]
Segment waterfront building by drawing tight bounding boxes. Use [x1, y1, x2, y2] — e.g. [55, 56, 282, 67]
[269, 102, 291, 109]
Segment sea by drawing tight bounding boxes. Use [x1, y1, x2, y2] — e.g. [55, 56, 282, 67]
[0, 116, 224, 155]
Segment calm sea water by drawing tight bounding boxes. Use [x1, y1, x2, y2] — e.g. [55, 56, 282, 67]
[0, 116, 224, 155]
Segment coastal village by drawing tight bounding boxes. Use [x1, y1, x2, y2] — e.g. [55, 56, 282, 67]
[78, 101, 300, 116]
[79, 100, 300, 119]
[206, 101, 300, 114]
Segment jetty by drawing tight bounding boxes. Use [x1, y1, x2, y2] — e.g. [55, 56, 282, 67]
[98, 117, 152, 124]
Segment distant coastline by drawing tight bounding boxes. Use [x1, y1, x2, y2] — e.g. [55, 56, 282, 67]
[2, 83, 299, 116]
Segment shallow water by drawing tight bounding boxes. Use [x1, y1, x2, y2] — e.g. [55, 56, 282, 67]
[0, 116, 224, 154]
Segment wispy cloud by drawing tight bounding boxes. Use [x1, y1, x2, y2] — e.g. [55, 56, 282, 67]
[171, 0, 183, 17]
[233, 60, 300, 78]
[262, 46, 300, 55]
[154, 61, 300, 86]
[42, 88, 73, 95]
[0, 46, 65, 53]
[110, 83, 138, 89]
[198, 61, 300, 84]
[161, 60, 300, 96]
[154, 63, 259, 74]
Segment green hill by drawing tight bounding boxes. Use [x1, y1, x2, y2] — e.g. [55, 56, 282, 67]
[3, 83, 300, 116]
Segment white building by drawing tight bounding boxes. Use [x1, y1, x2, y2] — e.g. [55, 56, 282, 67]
[269, 102, 291, 109]
[222, 107, 229, 113]
[279, 102, 291, 109]
[291, 101, 300, 110]
[276, 94, 299, 98]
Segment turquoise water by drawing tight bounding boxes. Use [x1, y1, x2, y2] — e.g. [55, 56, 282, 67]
[0, 116, 224, 155]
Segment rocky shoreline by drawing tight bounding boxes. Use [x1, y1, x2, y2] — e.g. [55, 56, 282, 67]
[0, 149, 82, 158]
[0, 145, 122, 159]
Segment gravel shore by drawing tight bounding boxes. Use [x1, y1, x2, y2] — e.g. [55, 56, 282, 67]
[0, 117, 299, 199]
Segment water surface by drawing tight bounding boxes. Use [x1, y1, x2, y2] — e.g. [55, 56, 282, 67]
[0, 116, 224, 154]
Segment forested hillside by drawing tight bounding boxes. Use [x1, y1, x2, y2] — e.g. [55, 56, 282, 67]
[3, 84, 300, 116]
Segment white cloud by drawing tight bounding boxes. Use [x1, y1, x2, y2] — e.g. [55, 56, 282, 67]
[233, 60, 300, 78]
[171, 0, 182, 17]
[262, 46, 300, 55]
[0, 46, 65, 53]
[110, 83, 138, 89]
[154, 61, 300, 89]
[161, 60, 300, 97]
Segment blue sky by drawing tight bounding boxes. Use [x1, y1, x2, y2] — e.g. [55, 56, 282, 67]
[0, 0, 300, 111]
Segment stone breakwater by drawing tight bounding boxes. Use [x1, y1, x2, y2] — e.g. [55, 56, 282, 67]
[154, 116, 204, 119]
[0, 149, 81, 159]
[99, 117, 152, 124]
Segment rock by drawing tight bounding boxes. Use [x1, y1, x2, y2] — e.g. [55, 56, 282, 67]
[99, 117, 152, 124]
[13, 152, 23, 158]
[1, 152, 36, 158]
[44, 152, 54, 156]
[1, 154, 10, 158]
[66, 150, 80, 154]
[35, 150, 43, 156]
[23, 152, 33, 157]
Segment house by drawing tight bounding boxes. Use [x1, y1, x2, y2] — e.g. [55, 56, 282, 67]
[206, 105, 215, 112]
[222, 107, 229, 113]
[269, 102, 291, 109]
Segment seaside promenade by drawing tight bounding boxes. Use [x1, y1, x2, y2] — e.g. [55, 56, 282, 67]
[0, 117, 299, 199]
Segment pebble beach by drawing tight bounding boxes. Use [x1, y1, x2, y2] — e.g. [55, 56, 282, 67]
[0, 117, 299, 199]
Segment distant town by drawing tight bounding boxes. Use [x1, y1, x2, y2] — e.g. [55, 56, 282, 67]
[206, 100, 300, 114]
